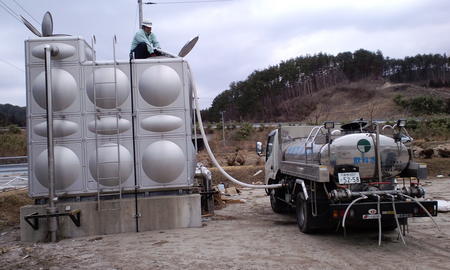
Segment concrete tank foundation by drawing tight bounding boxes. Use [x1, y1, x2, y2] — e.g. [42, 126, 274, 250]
[20, 194, 201, 242]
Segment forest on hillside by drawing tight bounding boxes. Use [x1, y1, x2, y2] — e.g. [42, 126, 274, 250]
[201, 49, 450, 122]
[0, 104, 26, 127]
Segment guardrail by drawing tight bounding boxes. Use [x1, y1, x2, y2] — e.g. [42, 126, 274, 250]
[0, 156, 28, 165]
[0, 163, 28, 174]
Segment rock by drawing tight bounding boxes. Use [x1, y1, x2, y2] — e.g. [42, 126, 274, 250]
[419, 148, 434, 159]
[435, 144, 450, 158]
[412, 146, 423, 159]
[235, 152, 246, 165]
[225, 187, 239, 195]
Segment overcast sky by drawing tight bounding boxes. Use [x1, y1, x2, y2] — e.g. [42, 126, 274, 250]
[1, 0, 450, 109]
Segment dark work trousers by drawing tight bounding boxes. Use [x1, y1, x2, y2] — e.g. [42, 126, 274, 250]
[129, 42, 161, 59]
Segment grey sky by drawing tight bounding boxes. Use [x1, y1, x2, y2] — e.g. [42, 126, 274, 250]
[1, 0, 450, 109]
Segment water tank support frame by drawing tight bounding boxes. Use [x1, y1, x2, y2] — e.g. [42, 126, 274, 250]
[24, 209, 81, 230]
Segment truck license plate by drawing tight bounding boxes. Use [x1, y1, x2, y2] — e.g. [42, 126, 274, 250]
[338, 172, 361, 184]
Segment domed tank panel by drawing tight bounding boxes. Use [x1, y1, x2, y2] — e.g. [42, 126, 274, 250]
[88, 143, 133, 186]
[34, 120, 79, 138]
[86, 68, 130, 109]
[34, 146, 81, 190]
[141, 115, 183, 132]
[138, 65, 182, 107]
[88, 117, 131, 135]
[142, 140, 185, 183]
[31, 43, 76, 60]
[32, 69, 78, 111]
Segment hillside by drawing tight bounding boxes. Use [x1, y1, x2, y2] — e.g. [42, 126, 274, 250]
[0, 104, 26, 127]
[201, 49, 450, 123]
[280, 80, 450, 124]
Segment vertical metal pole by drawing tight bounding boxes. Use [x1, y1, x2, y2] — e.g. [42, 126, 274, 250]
[44, 45, 57, 242]
[375, 124, 382, 183]
[129, 53, 140, 233]
[138, 0, 143, 27]
[221, 111, 225, 146]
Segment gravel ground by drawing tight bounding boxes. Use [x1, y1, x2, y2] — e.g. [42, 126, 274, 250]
[1, 178, 449, 270]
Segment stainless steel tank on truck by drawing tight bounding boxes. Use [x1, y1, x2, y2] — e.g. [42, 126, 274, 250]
[256, 119, 438, 241]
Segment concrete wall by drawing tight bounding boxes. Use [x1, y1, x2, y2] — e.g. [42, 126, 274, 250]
[20, 194, 201, 242]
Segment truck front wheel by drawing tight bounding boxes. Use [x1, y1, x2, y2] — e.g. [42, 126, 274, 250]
[270, 189, 290, 214]
[296, 193, 313, 233]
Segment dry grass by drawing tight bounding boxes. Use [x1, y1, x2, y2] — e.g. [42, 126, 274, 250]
[0, 189, 32, 230]
[418, 158, 450, 178]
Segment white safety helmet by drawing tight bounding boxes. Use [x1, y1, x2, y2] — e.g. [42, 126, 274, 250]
[142, 20, 152, 28]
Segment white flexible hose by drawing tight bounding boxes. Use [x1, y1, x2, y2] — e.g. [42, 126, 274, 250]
[187, 64, 282, 189]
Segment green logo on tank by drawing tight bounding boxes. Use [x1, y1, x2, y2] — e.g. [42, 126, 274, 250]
[357, 139, 371, 153]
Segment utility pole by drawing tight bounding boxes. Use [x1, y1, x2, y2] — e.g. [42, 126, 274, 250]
[221, 111, 225, 146]
[138, 0, 143, 27]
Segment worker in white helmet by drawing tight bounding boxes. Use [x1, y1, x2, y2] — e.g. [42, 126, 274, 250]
[130, 19, 161, 59]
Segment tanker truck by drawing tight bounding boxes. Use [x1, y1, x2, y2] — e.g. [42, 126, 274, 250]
[256, 119, 438, 236]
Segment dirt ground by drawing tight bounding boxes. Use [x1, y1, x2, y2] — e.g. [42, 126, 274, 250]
[1, 178, 450, 270]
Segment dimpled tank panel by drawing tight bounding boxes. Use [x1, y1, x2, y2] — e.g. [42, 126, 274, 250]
[88, 117, 131, 135]
[34, 146, 81, 190]
[33, 120, 79, 137]
[31, 43, 76, 60]
[138, 65, 182, 107]
[141, 115, 183, 132]
[142, 140, 185, 183]
[86, 68, 130, 109]
[88, 143, 133, 186]
[32, 69, 78, 111]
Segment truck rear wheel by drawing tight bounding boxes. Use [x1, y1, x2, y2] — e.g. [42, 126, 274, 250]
[270, 189, 290, 214]
[296, 193, 313, 233]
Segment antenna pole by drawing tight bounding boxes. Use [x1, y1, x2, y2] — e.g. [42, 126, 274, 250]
[138, 0, 143, 27]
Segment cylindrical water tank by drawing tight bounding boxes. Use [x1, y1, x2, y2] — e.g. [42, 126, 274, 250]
[89, 143, 133, 186]
[138, 65, 182, 107]
[86, 68, 130, 109]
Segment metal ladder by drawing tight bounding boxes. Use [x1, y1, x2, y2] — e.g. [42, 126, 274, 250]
[304, 126, 322, 163]
[91, 35, 122, 211]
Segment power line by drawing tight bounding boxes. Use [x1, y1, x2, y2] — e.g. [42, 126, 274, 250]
[0, 0, 22, 23]
[0, 57, 24, 73]
[11, 0, 40, 25]
[145, 0, 232, 4]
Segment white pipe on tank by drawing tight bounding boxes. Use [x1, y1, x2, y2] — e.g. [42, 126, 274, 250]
[187, 63, 282, 189]
[44, 45, 57, 243]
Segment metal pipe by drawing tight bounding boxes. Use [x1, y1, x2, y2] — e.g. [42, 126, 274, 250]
[296, 179, 308, 200]
[44, 45, 57, 242]
[342, 195, 368, 237]
[373, 194, 382, 246]
[401, 194, 442, 233]
[129, 53, 140, 232]
[375, 124, 383, 183]
[138, 0, 143, 27]
[387, 194, 406, 245]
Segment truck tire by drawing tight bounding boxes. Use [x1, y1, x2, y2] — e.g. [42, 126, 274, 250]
[296, 193, 313, 233]
[270, 189, 290, 214]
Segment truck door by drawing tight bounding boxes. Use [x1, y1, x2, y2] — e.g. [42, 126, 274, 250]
[265, 130, 278, 184]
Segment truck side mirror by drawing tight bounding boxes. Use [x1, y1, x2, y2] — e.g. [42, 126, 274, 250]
[256, 141, 263, 156]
